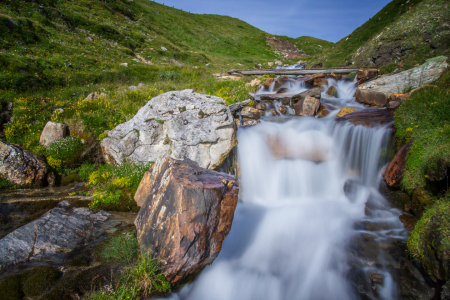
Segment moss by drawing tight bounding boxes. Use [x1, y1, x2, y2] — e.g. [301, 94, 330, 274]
[96, 195, 140, 213]
[198, 110, 206, 118]
[0, 273, 25, 300]
[61, 172, 82, 186]
[408, 198, 450, 281]
[23, 266, 60, 298]
[394, 68, 450, 193]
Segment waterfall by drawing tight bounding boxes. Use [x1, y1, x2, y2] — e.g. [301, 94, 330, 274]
[161, 77, 418, 300]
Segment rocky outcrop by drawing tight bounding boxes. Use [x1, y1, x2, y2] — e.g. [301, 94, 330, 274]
[383, 144, 411, 188]
[0, 141, 55, 187]
[358, 56, 448, 97]
[101, 90, 237, 170]
[0, 204, 113, 269]
[266, 37, 309, 59]
[134, 157, 239, 283]
[39, 121, 70, 148]
[294, 95, 320, 116]
[228, 100, 252, 113]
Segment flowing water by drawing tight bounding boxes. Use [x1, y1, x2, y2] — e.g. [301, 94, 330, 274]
[163, 77, 430, 300]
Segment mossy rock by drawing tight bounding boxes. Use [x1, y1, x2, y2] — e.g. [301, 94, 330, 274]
[40, 266, 120, 300]
[23, 266, 60, 298]
[0, 273, 25, 300]
[408, 200, 450, 282]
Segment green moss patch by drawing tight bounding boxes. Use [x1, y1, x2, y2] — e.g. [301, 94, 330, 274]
[408, 197, 450, 281]
[23, 266, 60, 298]
[394, 69, 450, 193]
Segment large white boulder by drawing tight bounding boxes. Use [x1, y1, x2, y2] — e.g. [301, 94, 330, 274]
[101, 89, 237, 170]
[358, 56, 448, 96]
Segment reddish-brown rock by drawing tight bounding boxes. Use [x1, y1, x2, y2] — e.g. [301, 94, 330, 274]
[305, 73, 326, 85]
[355, 89, 388, 106]
[134, 157, 239, 283]
[273, 76, 289, 91]
[336, 108, 394, 127]
[270, 109, 280, 116]
[383, 143, 411, 188]
[294, 95, 320, 116]
[326, 86, 338, 97]
[263, 78, 274, 87]
[399, 214, 417, 232]
[313, 78, 329, 87]
[255, 102, 266, 110]
[356, 69, 378, 85]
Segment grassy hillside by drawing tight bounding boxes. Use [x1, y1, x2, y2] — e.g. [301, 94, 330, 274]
[307, 0, 450, 68]
[293, 36, 334, 56]
[0, 0, 282, 93]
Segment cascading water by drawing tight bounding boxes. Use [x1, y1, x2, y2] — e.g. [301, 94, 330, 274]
[161, 77, 432, 300]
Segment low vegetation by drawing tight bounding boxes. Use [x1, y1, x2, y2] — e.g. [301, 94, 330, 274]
[394, 68, 450, 194]
[308, 0, 450, 68]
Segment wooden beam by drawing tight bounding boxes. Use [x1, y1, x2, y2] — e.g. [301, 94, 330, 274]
[228, 68, 361, 76]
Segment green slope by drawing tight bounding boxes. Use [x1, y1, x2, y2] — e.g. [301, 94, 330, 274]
[0, 0, 279, 92]
[308, 0, 450, 68]
[293, 36, 334, 56]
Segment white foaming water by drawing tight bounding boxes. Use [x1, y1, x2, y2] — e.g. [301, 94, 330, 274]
[162, 80, 406, 300]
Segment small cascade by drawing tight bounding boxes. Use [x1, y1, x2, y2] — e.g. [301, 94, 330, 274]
[161, 76, 433, 300]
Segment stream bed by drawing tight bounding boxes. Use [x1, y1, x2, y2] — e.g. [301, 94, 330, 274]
[161, 77, 435, 300]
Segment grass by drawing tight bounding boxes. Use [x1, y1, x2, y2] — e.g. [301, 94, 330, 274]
[394, 68, 450, 194]
[307, 0, 450, 68]
[87, 255, 170, 300]
[99, 229, 139, 265]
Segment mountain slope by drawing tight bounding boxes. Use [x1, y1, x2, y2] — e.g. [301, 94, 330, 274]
[308, 0, 450, 69]
[0, 0, 280, 92]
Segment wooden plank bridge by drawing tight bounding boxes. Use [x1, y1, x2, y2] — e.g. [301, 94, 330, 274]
[228, 68, 361, 76]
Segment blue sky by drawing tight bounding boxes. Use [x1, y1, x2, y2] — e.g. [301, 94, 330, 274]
[153, 0, 392, 43]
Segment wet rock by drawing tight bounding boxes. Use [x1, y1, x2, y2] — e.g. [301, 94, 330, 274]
[359, 56, 448, 97]
[134, 157, 239, 283]
[243, 119, 260, 126]
[326, 86, 338, 97]
[292, 87, 321, 104]
[262, 78, 274, 91]
[336, 107, 359, 118]
[336, 108, 394, 127]
[270, 109, 280, 116]
[388, 100, 401, 109]
[383, 143, 411, 188]
[399, 214, 417, 232]
[355, 89, 387, 106]
[273, 76, 289, 91]
[0, 206, 113, 269]
[265, 133, 330, 162]
[278, 105, 289, 115]
[0, 141, 55, 187]
[313, 78, 328, 87]
[39, 121, 70, 148]
[305, 73, 326, 85]
[228, 100, 252, 113]
[294, 95, 320, 116]
[241, 106, 261, 120]
[356, 69, 378, 85]
[78, 137, 104, 165]
[255, 102, 266, 110]
[317, 108, 330, 118]
[101, 90, 237, 170]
